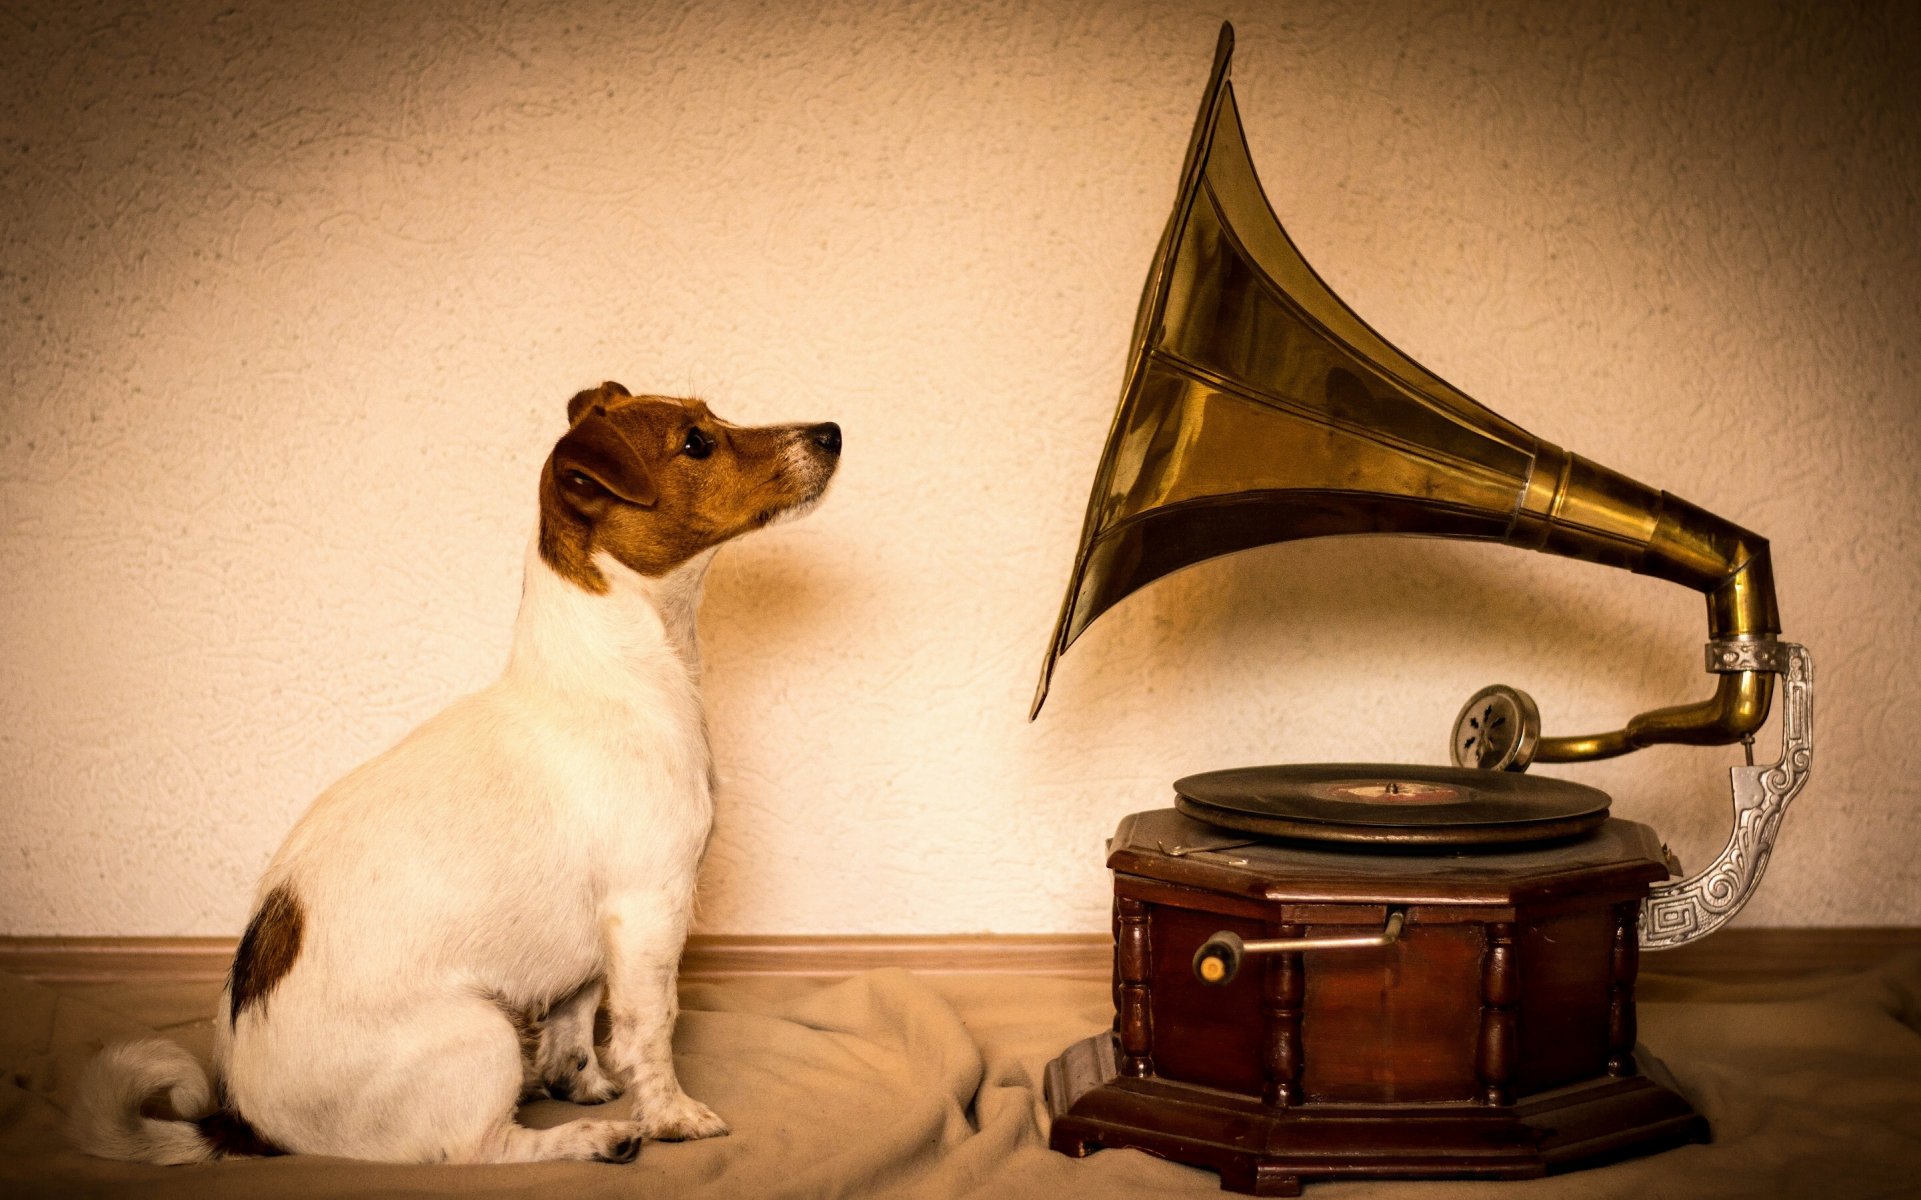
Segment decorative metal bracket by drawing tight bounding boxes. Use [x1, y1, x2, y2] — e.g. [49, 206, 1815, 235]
[1640, 641, 1812, 950]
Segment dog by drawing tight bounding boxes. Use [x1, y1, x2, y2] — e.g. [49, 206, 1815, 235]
[70, 381, 841, 1165]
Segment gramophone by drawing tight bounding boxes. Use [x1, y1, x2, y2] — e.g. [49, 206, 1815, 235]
[1031, 24, 1813, 1197]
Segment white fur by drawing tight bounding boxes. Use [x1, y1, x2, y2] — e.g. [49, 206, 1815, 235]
[69, 1042, 217, 1165]
[75, 541, 734, 1164]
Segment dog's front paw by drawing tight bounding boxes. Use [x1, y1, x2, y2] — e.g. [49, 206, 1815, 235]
[635, 1091, 730, 1141]
[538, 1048, 624, 1105]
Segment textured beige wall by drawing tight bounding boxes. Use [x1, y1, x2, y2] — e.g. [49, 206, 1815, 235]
[3, 1, 1917, 937]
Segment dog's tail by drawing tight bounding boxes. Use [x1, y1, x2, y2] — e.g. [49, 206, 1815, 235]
[69, 1040, 277, 1164]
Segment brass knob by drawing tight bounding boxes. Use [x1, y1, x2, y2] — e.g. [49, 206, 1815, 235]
[1192, 932, 1245, 986]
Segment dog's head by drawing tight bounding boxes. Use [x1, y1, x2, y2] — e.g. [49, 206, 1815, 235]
[538, 381, 840, 591]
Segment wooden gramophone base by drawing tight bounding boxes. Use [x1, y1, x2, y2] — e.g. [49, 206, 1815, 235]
[1046, 1032, 1706, 1196]
[1046, 809, 1712, 1194]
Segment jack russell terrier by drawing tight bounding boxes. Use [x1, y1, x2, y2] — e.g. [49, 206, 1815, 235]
[72, 381, 841, 1165]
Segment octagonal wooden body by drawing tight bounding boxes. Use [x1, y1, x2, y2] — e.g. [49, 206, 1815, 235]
[1045, 809, 1708, 1195]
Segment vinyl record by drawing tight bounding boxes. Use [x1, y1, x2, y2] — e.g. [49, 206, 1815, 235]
[1173, 763, 1611, 848]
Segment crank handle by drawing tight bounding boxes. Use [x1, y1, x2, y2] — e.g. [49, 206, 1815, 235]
[1193, 910, 1407, 985]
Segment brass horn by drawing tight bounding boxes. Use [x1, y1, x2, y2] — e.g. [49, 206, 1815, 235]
[1031, 25, 1810, 947]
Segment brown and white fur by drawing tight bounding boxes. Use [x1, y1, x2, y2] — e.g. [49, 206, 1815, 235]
[70, 382, 841, 1165]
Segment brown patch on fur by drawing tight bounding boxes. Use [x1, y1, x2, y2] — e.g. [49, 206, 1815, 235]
[552, 406, 658, 507]
[537, 387, 839, 591]
[567, 379, 631, 423]
[229, 884, 304, 1023]
[193, 1110, 287, 1158]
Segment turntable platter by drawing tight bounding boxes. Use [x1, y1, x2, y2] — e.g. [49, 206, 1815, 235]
[1174, 763, 1611, 848]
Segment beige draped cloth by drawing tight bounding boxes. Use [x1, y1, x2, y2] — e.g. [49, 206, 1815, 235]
[5, 955, 1920, 1198]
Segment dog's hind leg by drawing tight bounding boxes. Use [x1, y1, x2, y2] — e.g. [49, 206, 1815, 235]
[439, 997, 639, 1165]
[465, 1117, 645, 1165]
[532, 978, 621, 1104]
[262, 992, 641, 1164]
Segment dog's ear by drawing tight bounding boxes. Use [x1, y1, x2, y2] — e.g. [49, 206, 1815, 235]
[567, 381, 631, 425]
[552, 405, 657, 510]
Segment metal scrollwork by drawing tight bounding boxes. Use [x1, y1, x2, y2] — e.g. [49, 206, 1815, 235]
[1640, 642, 1812, 950]
[1703, 637, 1796, 675]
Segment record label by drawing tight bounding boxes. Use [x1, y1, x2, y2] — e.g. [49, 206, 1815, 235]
[1316, 780, 1463, 806]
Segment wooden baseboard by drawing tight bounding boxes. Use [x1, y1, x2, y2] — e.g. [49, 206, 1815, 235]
[2, 928, 1914, 988]
[1638, 926, 1921, 979]
[0, 934, 1116, 986]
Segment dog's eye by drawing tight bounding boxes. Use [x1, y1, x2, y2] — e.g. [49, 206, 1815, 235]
[563, 470, 600, 492]
[682, 428, 713, 459]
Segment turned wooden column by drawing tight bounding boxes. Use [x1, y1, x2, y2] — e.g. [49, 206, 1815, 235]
[1116, 896, 1154, 1077]
[1259, 924, 1305, 1107]
[1477, 921, 1518, 1105]
[1608, 901, 1641, 1076]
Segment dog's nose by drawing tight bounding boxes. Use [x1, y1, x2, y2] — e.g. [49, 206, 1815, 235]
[809, 422, 841, 455]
